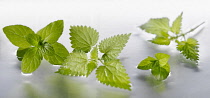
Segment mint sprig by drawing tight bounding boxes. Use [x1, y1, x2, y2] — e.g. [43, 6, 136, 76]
[56, 26, 131, 90]
[137, 53, 170, 80]
[140, 12, 203, 63]
[3, 20, 69, 73]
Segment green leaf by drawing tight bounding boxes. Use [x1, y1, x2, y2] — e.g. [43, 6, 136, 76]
[3, 25, 35, 48]
[149, 36, 170, 45]
[137, 56, 156, 70]
[90, 46, 98, 61]
[57, 51, 96, 77]
[171, 12, 183, 34]
[86, 61, 97, 76]
[26, 34, 41, 46]
[99, 34, 131, 61]
[17, 47, 29, 61]
[44, 42, 69, 65]
[96, 60, 131, 90]
[21, 47, 42, 73]
[39, 43, 55, 56]
[70, 26, 99, 53]
[177, 38, 199, 62]
[140, 18, 170, 37]
[37, 20, 64, 44]
[137, 53, 170, 80]
[151, 63, 170, 80]
[155, 53, 170, 66]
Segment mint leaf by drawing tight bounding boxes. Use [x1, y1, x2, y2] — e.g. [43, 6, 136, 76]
[149, 36, 170, 45]
[3, 25, 35, 48]
[26, 34, 41, 46]
[137, 53, 170, 80]
[99, 34, 131, 61]
[140, 18, 170, 37]
[151, 63, 170, 80]
[39, 43, 55, 56]
[155, 53, 170, 66]
[17, 48, 29, 61]
[177, 38, 199, 62]
[57, 51, 96, 77]
[171, 12, 182, 34]
[21, 47, 42, 73]
[90, 46, 98, 61]
[37, 20, 63, 44]
[70, 26, 99, 53]
[44, 42, 69, 65]
[96, 60, 131, 90]
[137, 56, 156, 70]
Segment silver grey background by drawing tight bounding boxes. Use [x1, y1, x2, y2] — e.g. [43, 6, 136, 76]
[0, 0, 210, 98]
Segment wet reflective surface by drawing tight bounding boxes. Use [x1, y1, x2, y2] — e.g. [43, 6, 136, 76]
[1, 0, 210, 98]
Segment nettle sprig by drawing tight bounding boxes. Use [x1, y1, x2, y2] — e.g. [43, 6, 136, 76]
[3, 20, 69, 73]
[56, 26, 132, 90]
[137, 13, 203, 80]
[140, 13, 203, 63]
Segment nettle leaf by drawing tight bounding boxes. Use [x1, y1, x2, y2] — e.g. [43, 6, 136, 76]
[37, 20, 64, 44]
[171, 12, 182, 34]
[21, 47, 42, 73]
[57, 51, 96, 77]
[70, 26, 99, 53]
[90, 46, 98, 61]
[149, 36, 170, 45]
[17, 48, 29, 61]
[99, 34, 131, 61]
[26, 33, 41, 46]
[177, 38, 199, 62]
[140, 18, 170, 37]
[3, 25, 35, 48]
[44, 42, 69, 65]
[137, 53, 170, 80]
[96, 60, 131, 90]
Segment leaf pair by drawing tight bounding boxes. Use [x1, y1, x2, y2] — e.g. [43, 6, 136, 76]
[56, 26, 132, 90]
[140, 12, 201, 63]
[137, 53, 170, 80]
[3, 20, 69, 73]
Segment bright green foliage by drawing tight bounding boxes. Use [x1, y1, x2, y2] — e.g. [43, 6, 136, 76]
[57, 51, 94, 76]
[96, 60, 131, 90]
[177, 38, 199, 62]
[70, 26, 99, 53]
[57, 26, 131, 90]
[37, 20, 64, 44]
[17, 48, 29, 61]
[44, 42, 69, 65]
[90, 46, 98, 61]
[3, 25, 35, 48]
[137, 53, 170, 80]
[140, 12, 203, 63]
[140, 18, 170, 37]
[26, 34, 41, 46]
[149, 37, 170, 45]
[3, 20, 69, 73]
[171, 12, 182, 34]
[99, 34, 131, 61]
[21, 47, 42, 73]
